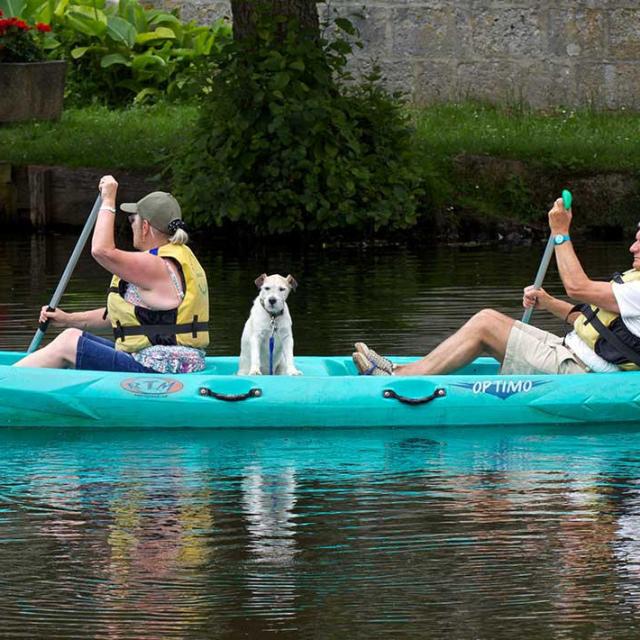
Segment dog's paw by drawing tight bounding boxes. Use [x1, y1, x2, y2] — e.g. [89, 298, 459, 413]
[287, 368, 303, 376]
[248, 366, 263, 376]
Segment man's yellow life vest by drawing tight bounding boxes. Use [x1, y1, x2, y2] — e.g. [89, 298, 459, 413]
[573, 269, 640, 370]
[106, 243, 209, 353]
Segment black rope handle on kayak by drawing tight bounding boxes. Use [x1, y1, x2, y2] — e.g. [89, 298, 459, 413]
[382, 388, 446, 405]
[199, 387, 262, 402]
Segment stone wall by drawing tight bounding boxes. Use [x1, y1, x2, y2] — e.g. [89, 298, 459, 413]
[157, 0, 640, 110]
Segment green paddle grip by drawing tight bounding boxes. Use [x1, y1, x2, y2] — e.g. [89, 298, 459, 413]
[562, 189, 572, 210]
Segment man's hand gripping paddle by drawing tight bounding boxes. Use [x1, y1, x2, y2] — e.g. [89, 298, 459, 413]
[521, 190, 572, 324]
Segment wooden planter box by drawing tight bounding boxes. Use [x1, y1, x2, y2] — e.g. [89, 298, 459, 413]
[0, 60, 66, 122]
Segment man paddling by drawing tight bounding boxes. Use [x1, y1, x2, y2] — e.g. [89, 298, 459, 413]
[353, 197, 640, 376]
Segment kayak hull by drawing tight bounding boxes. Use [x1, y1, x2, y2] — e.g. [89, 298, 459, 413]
[1, 352, 638, 428]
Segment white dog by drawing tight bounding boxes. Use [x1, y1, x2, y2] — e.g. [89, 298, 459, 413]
[237, 273, 302, 376]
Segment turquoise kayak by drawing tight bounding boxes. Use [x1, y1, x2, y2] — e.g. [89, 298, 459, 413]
[1, 351, 638, 428]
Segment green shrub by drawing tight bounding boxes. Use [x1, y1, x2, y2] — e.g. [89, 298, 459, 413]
[0, 0, 232, 105]
[172, 12, 425, 235]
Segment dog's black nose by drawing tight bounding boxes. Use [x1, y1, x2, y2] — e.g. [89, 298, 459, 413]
[268, 297, 277, 306]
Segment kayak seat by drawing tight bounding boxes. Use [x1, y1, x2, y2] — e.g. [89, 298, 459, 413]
[200, 357, 240, 375]
[199, 357, 356, 377]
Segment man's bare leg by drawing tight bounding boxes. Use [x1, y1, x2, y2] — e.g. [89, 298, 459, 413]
[394, 309, 515, 376]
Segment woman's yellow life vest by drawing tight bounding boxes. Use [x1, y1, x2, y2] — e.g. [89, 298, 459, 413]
[106, 243, 209, 353]
[573, 269, 640, 370]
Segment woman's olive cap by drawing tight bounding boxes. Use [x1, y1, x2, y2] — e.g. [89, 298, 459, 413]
[120, 191, 181, 233]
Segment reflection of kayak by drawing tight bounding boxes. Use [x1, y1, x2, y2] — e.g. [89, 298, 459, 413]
[2, 352, 639, 428]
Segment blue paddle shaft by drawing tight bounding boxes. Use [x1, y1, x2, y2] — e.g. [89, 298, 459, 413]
[521, 190, 572, 324]
[521, 235, 555, 324]
[27, 196, 103, 354]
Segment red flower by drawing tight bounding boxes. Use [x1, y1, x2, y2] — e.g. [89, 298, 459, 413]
[0, 17, 29, 30]
[0, 13, 52, 62]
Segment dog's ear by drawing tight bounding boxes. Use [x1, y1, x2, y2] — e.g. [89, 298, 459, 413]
[254, 273, 267, 288]
[286, 275, 298, 291]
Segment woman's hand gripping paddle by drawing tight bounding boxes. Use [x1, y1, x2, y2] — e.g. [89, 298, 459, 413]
[27, 196, 103, 354]
[521, 190, 572, 324]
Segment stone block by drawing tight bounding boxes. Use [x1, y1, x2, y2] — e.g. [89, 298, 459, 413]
[359, 57, 416, 97]
[158, 0, 229, 23]
[548, 8, 606, 58]
[414, 59, 458, 104]
[452, 8, 475, 58]
[321, 4, 390, 54]
[390, 6, 457, 58]
[608, 9, 640, 59]
[520, 60, 578, 109]
[455, 61, 525, 104]
[348, 6, 389, 51]
[471, 8, 546, 58]
[601, 63, 640, 109]
[574, 62, 608, 109]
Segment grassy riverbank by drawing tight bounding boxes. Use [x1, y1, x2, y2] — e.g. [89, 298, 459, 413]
[416, 103, 640, 172]
[0, 104, 198, 170]
[1, 102, 639, 235]
[2, 102, 639, 172]
[0, 103, 640, 171]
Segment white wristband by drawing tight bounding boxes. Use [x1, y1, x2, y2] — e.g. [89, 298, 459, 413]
[100, 206, 116, 213]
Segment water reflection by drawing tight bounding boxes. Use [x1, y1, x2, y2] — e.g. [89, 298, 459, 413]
[616, 486, 640, 615]
[0, 428, 640, 637]
[242, 465, 298, 619]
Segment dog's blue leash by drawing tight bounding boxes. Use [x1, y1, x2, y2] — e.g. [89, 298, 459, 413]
[269, 335, 274, 375]
[269, 317, 276, 375]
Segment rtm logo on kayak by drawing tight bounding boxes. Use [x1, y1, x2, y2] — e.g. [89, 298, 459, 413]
[453, 380, 549, 400]
[121, 377, 184, 396]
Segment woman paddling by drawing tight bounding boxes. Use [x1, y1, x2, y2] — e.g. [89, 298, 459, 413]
[15, 175, 209, 373]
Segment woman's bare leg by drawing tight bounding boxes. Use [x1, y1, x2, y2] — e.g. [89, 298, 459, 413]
[13, 328, 82, 369]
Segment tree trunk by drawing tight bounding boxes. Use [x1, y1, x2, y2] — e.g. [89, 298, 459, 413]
[231, 0, 319, 42]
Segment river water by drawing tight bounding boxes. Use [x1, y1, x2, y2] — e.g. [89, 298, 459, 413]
[1, 232, 640, 638]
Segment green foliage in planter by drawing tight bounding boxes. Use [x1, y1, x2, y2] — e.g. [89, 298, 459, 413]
[172, 12, 425, 235]
[0, 0, 232, 105]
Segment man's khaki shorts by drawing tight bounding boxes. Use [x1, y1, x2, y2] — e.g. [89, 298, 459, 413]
[500, 321, 589, 375]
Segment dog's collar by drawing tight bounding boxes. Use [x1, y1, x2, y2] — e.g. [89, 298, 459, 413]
[260, 299, 285, 318]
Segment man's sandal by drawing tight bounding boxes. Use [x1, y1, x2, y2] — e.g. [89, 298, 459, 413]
[354, 342, 395, 374]
[352, 352, 391, 376]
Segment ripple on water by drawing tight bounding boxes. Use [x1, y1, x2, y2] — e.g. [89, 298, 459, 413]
[2, 236, 640, 637]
